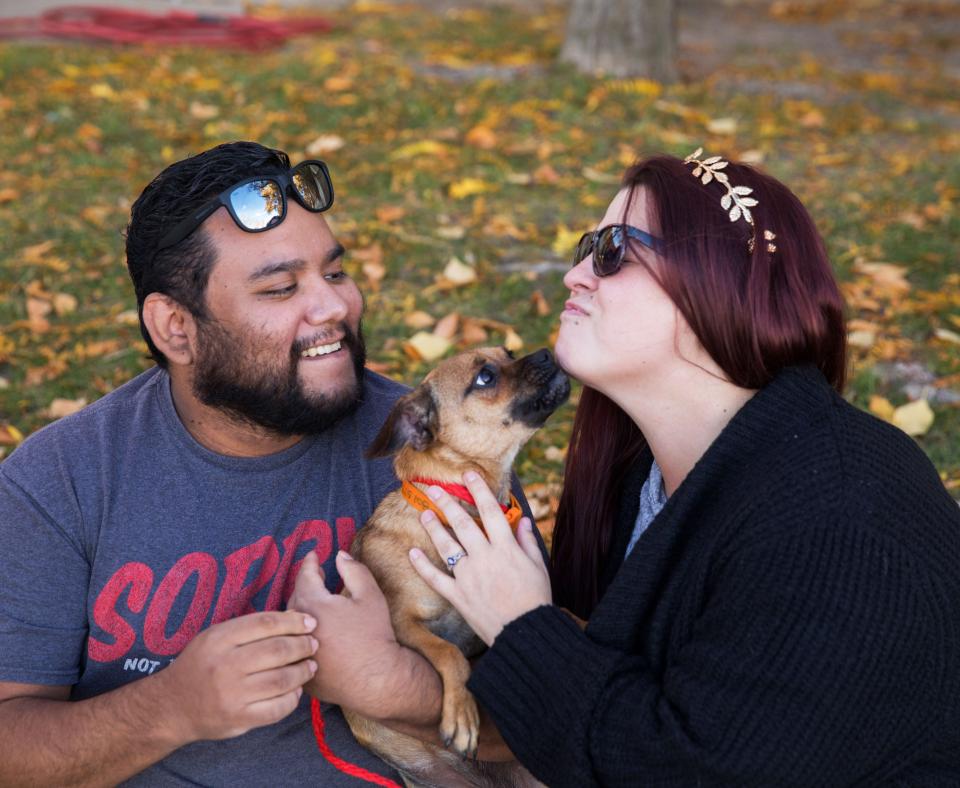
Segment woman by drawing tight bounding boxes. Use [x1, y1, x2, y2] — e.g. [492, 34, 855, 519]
[408, 151, 960, 786]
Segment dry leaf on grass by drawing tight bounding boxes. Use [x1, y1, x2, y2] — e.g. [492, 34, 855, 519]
[47, 398, 87, 419]
[405, 332, 452, 362]
[892, 399, 934, 436]
[404, 311, 436, 330]
[52, 293, 78, 316]
[440, 257, 478, 286]
[530, 290, 550, 317]
[433, 312, 460, 339]
[26, 297, 52, 333]
[306, 134, 345, 156]
[868, 395, 895, 422]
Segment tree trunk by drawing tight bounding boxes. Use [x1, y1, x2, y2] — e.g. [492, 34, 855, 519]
[560, 0, 678, 82]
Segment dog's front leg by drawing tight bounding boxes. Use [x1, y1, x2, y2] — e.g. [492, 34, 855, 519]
[394, 616, 479, 760]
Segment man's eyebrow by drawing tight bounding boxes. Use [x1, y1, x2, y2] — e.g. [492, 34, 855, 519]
[248, 259, 307, 282]
[246, 243, 345, 282]
[325, 242, 346, 264]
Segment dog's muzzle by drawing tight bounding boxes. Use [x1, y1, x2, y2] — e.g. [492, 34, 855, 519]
[509, 349, 571, 427]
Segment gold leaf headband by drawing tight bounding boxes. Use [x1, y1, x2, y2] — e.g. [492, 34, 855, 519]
[683, 147, 777, 254]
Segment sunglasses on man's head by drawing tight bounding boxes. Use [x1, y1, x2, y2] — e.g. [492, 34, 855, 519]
[573, 223, 665, 277]
[154, 160, 334, 255]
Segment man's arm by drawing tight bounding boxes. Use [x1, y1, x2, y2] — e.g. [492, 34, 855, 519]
[0, 611, 318, 787]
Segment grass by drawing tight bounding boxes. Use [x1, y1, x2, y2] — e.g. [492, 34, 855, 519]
[0, 1, 958, 505]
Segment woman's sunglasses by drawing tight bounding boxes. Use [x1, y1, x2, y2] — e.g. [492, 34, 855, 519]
[573, 223, 665, 277]
[154, 160, 334, 254]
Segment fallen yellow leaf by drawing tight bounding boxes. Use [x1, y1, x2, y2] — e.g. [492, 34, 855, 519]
[503, 328, 524, 352]
[389, 140, 449, 160]
[22, 240, 55, 262]
[189, 101, 219, 120]
[933, 328, 960, 345]
[435, 225, 466, 240]
[847, 329, 876, 349]
[530, 290, 550, 317]
[306, 135, 345, 155]
[868, 395, 895, 422]
[375, 205, 405, 223]
[441, 257, 478, 286]
[449, 178, 491, 200]
[0, 425, 24, 446]
[892, 399, 934, 437]
[89, 83, 116, 99]
[81, 205, 112, 228]
[582, 166, 621, 185]
[465, 125, 497, 149]
[362, 261, 386, 289]
[461, 319, 488, 345]
[26, 297, 51, 333]
[48, 398, 87, 420]
[406, 331, 451, 362]
[434, 312, 460, 340]
[52, 293, 78, 316]
[706, 117, 738, 135]
[404, 311, 436, 330]
[324, 76, 354, 92]
[552, 225, 582, 256]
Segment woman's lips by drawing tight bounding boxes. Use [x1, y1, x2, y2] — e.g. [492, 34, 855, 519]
[563, 300, 589, 317]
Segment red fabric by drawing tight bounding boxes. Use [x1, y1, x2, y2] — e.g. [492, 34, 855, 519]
[0, 6, 332, 49]
[311, 698, 402, 788]
[410, 477, 509, 513]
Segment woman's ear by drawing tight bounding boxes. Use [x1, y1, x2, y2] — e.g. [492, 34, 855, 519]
[142, 293, 197, 366]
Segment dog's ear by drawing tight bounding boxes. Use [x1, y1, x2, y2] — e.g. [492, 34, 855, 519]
[365, 384, 438, 458]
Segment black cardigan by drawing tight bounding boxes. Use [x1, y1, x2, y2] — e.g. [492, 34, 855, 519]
[469, 365, 960, 786]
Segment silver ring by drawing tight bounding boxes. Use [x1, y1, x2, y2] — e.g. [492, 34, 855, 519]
[446, 550, 467, 569]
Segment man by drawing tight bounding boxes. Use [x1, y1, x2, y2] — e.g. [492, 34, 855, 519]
[0, 141, 450, 785]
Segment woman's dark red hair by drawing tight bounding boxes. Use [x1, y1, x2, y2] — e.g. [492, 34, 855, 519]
[550, 155, 847, 619]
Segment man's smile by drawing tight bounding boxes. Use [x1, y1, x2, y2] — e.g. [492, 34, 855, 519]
[300, 340, 343, 359]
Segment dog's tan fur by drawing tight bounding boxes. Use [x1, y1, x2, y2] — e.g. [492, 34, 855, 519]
[344, 347, 569, 788]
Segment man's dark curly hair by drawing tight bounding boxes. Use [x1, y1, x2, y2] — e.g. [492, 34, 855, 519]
[125, 140, 291, 368]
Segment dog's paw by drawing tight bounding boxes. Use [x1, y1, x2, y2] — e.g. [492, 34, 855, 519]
[439, 687, 479, 760]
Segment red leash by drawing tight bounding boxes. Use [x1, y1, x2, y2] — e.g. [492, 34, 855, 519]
[311, 698, 402, 788]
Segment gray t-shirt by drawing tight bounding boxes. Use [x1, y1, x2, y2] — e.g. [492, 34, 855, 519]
[0, 366, 408, 786]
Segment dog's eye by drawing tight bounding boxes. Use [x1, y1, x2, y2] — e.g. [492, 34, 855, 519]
[474, 366, 497, 388]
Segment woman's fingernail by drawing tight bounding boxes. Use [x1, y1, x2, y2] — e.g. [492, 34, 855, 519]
[427, 485, 442, 500]
[464, 470, 479, 482]
[409, 548, 422, 561]
[308, 660, 318, 674]
[337, 550, 353, 561]
[309, 636, 319, 651]
[521, 517, 533, 531]
[421, 509, 436, 523]
[304, 615, 317, 631]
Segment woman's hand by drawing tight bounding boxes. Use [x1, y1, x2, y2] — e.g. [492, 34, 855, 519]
[408, 471, 552, 646]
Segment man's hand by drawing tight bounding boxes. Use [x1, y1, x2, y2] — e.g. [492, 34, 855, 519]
[290, 550, 441, 724]
[156, 610, 319, 744]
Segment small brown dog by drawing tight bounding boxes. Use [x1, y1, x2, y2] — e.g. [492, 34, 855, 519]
[344, 346, 569, 788]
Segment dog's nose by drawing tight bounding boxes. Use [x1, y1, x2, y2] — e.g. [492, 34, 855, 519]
[526, 348, 553, 368]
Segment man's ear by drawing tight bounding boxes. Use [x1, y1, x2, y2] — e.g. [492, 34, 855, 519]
[366, 385, 438, 458]
[142, 293, 197, 366]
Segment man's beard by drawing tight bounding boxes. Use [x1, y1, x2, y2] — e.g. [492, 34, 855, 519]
[192, 318, 367, 437]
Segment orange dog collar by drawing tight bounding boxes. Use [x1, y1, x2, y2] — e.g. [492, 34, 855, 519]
[401, 480, 524, 534]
